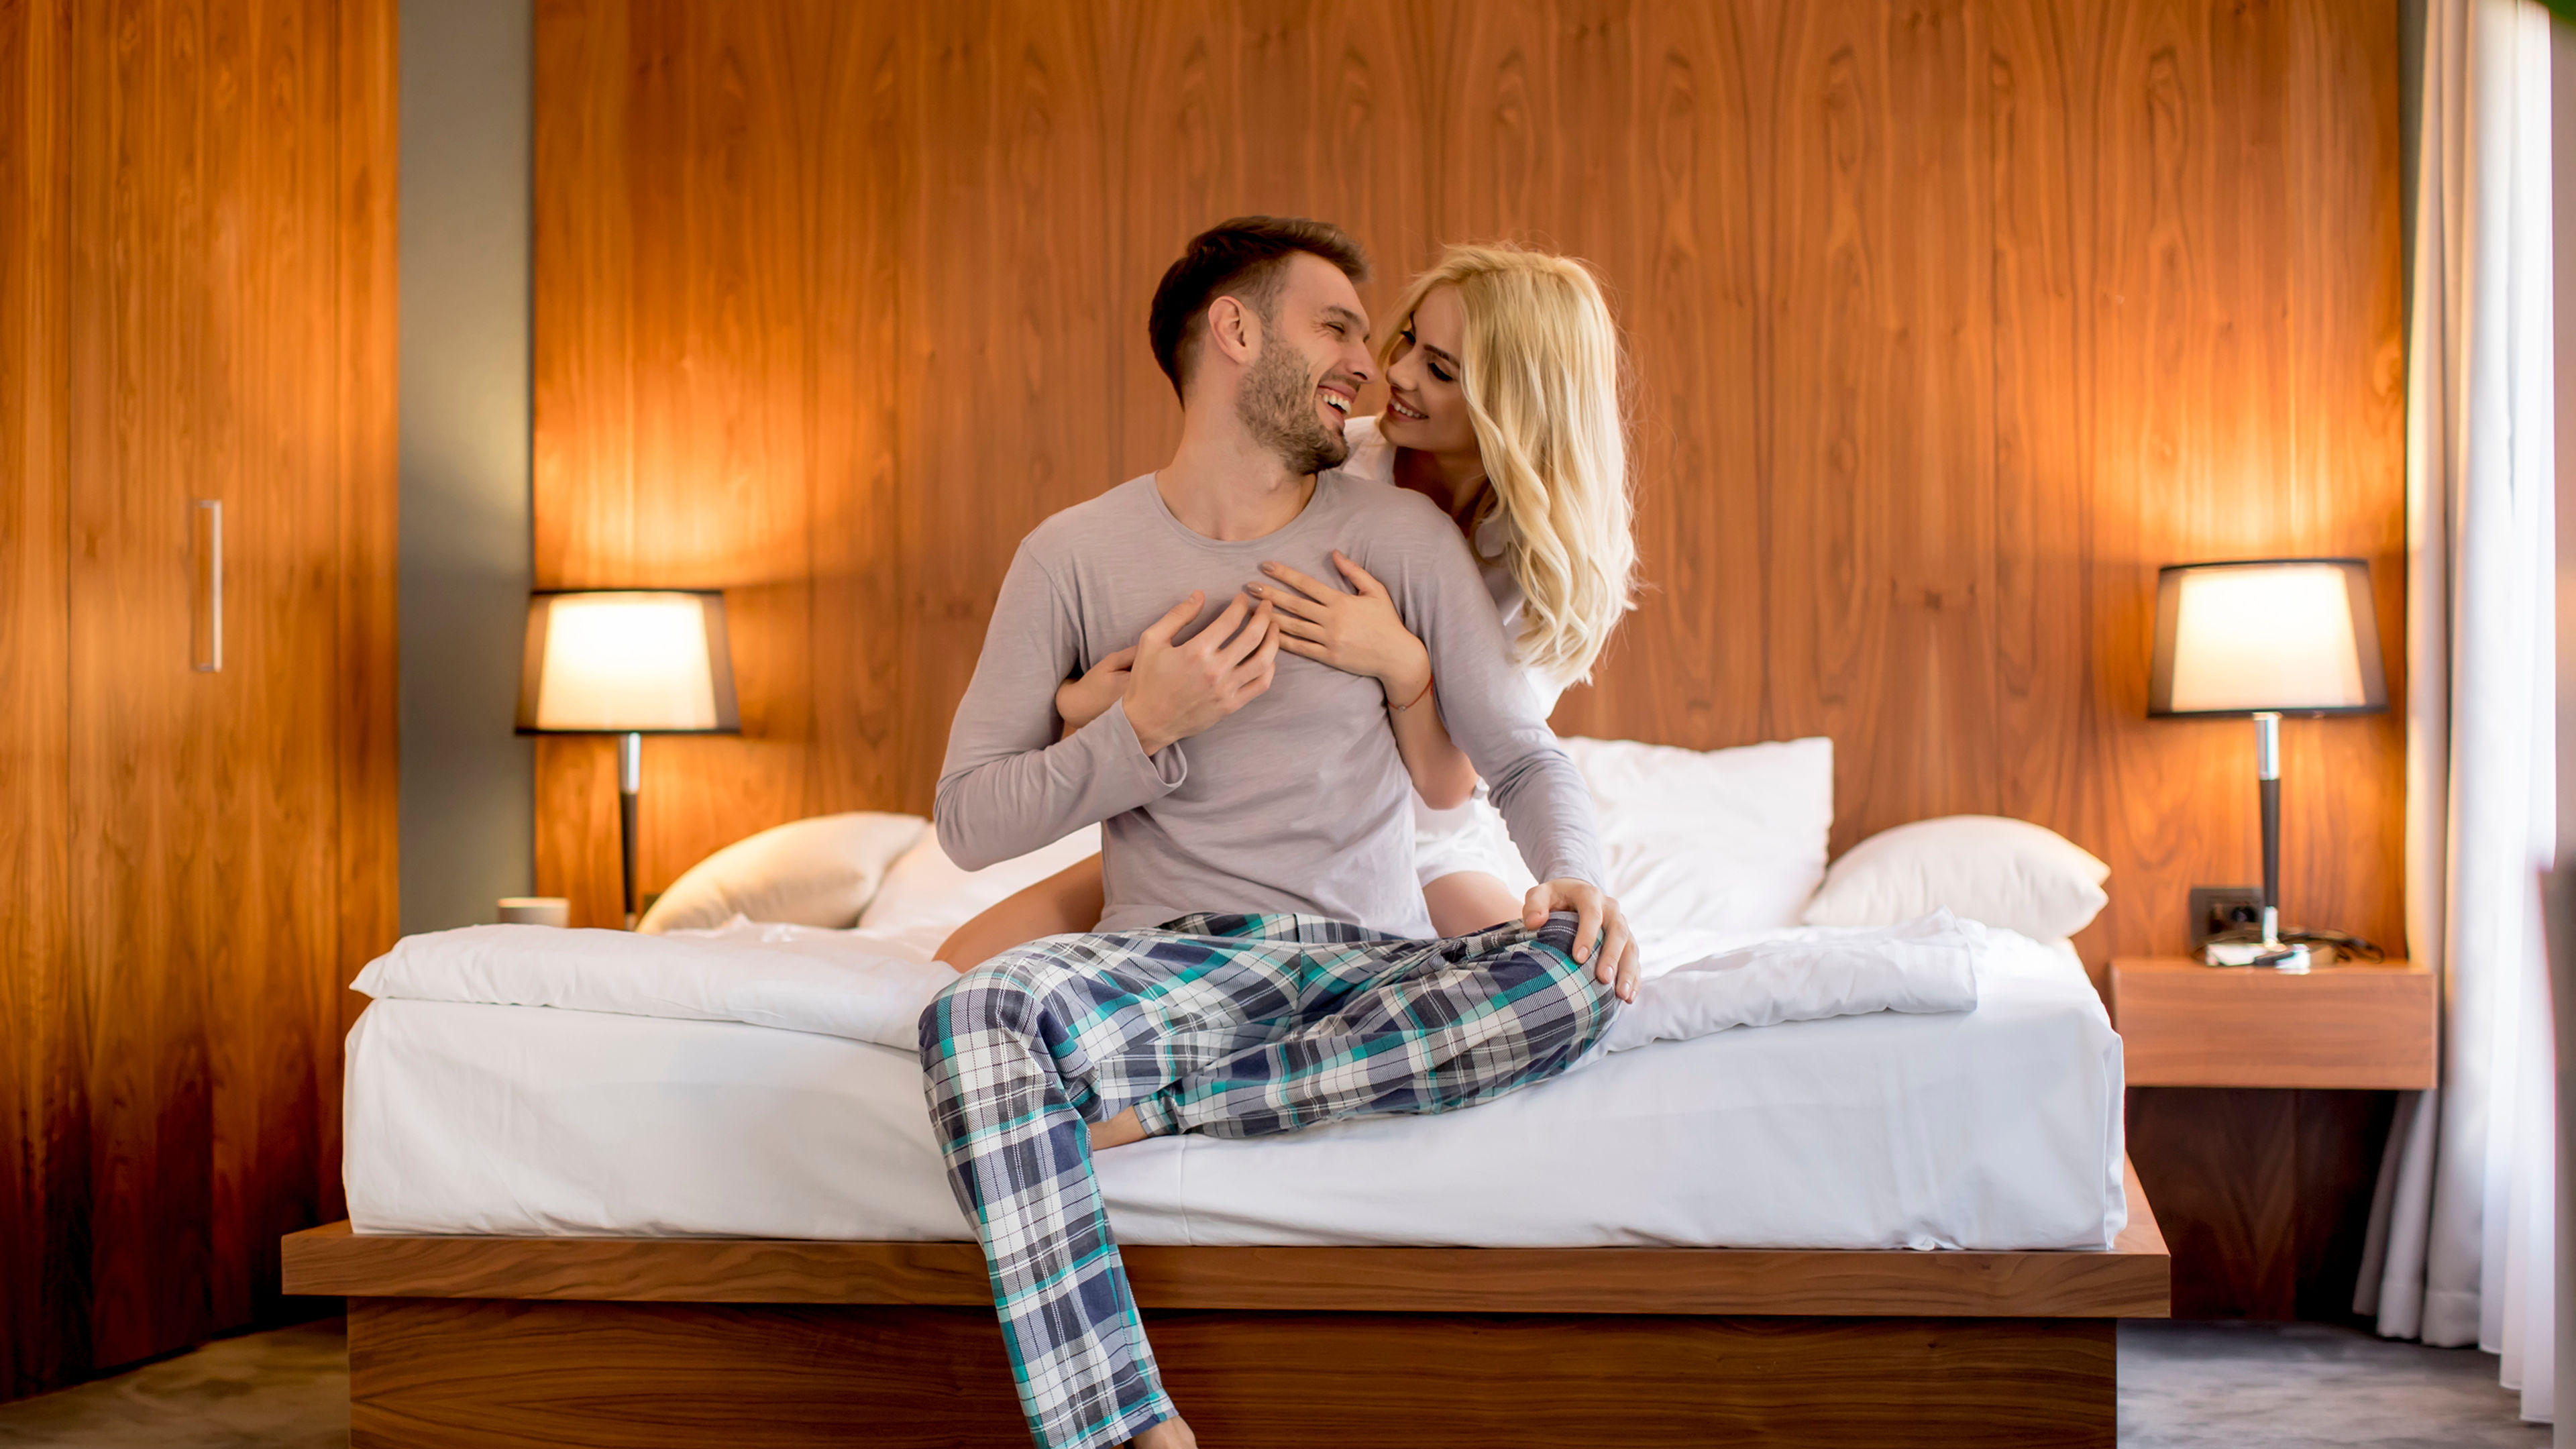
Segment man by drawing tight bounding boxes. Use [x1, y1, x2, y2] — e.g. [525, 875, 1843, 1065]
[922, 217, 1637, 1449]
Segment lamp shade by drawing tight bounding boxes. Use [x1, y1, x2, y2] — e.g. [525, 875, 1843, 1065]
[2147, 559, 2388, 717]
[516, 590, 741, 733]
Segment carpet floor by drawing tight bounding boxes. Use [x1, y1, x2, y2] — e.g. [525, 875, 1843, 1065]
[2119, 1319, 2545, 1449]
[0, 1316, 2545, 1446]
[0, 1320, 347, 1449]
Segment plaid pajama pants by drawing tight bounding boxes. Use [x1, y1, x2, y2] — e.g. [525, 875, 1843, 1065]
[917, 910, 1617, 1449]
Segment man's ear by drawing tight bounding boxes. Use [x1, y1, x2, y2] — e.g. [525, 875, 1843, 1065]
[1204, 294, 1263, 369]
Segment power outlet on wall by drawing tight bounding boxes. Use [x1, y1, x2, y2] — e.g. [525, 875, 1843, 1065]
[2189, 886, 2266, 948]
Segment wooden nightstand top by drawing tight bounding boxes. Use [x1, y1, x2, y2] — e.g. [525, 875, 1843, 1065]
[2109, 957, 2436, 1090]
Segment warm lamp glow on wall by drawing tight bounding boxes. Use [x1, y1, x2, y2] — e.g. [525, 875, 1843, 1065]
[2148, 559, 2388, 969]
[517, 591, 740, 928]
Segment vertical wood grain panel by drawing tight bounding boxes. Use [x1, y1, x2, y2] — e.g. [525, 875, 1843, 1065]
[199, 0, 344, 1336]
[68, 0, 219, 1365]
[533, 0, 2404, 971]
[2126, 1085, 2299, 1318]
[533, 0, 888, 921]
[2064, 0, 2404, 967]
[2084, 0, 2260, 966]
[1552, 0, 1762, 751]
[0, 0, 81, 1403]
[1105, 3, 1236, 481]
[617, 1, 814, 888]
[899, 2, 1120, 819]
[1986, 0, 2098, 965]
[333, 0, 400, 1189]
[804, 8, 906, 815]
[1762, 0, 2002, 852]
[2278, 0, 2405, 964]
[2126, 1086, 2398, 1320]
[5, 0, 393, 1398]
[531, 0, 633, 927]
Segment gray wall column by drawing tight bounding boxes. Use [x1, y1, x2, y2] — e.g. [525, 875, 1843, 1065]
[398, 0, 534, 934]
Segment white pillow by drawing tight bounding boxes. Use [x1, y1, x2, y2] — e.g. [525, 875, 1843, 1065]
[855, 823, 1104, 961]
[636, 812, 928, 934]
[1800, 814, 2109, 941]
[1560, 735, 1833, 934]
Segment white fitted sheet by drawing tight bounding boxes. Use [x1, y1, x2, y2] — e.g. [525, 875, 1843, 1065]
[345, 934, 2125, 1251]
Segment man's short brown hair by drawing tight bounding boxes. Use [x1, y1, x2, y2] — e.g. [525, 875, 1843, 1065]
[1148, 217, 1369, 400]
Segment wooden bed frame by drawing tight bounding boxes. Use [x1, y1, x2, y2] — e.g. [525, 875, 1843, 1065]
[282, 1161, 2165, 1448]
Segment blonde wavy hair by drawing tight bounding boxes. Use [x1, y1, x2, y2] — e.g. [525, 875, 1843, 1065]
[1378, 244, 1635, 687]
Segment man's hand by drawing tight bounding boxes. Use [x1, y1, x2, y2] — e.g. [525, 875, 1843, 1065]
[1523, 879, 1642, 1004]
[1122, 590, 1282, 756]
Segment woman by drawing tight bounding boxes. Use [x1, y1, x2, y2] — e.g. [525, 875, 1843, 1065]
[937, 241, 1636, 963]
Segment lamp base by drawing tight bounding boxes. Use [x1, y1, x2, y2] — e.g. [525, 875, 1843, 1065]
[619, 731, 642, 931]
[2202, 939, 2313, 971]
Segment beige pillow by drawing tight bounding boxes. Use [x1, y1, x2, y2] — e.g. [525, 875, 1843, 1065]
[637, 812, 929, 934]
[1799, 814, 2110, 942]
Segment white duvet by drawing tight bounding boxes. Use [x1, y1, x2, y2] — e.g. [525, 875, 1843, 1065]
[353, 921, 959, 1051]
[352, 912, 1986, 1055]
[343, 924, 2121, 1248]
[344, 737, 2129, 1250]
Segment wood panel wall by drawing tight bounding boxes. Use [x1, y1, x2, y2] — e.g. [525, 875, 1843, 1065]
[532, 0, 2405, 975]
[0, 0, 396, 1403]
[1, 0, 79, 1401]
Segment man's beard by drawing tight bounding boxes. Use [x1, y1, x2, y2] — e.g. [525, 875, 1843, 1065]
[1238, 341, 1349, 476]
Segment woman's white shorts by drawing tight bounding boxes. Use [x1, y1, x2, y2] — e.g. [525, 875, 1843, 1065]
[1410, 786, 1541, 895]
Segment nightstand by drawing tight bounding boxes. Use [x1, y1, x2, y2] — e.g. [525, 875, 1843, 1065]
[2110, 957, 2436, 1089]
[2110, 957, 2437, 1322]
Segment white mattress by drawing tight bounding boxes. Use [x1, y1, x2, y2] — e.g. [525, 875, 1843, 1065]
[345, 937, 2126, 1251]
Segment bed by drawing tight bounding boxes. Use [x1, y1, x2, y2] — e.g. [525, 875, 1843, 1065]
[286, 737, 2167, 1446]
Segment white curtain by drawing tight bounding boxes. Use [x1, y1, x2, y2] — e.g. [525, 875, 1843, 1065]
[2354, 0, 2559, 1425]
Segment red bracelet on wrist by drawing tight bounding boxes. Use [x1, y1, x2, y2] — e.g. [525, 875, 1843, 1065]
[1392, 673, 1435, 712]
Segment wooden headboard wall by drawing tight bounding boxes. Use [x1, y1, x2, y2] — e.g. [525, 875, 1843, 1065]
[532, 1, 2404, 972]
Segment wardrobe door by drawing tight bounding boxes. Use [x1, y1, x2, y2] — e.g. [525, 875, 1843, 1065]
[65, 0, 222, 1367]
[194, 0, 347, 1332]
[0, 0, 78, 1404]
[64, 0, 362, 1370]
[5, 0, 387, 1395]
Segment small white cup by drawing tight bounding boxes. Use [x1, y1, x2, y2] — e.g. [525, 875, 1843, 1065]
[498, 896, 571, 928]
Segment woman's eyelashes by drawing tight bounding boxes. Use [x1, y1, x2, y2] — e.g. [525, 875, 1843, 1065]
[1399, 332, 1453, 385]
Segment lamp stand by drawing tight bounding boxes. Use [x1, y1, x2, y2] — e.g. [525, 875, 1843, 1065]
[2253, 711, 2309, 972]
[619, 731, 642, 930]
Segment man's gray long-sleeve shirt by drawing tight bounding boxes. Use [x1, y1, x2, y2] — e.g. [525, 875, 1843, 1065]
[934, 472, 1603, 936]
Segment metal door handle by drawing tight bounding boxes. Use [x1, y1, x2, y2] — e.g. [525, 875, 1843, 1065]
[192, 498, 221, 672]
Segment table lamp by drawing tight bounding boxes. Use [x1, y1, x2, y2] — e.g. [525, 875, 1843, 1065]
[517, 590, 740, 928]
[2148, 559, 2388, 969]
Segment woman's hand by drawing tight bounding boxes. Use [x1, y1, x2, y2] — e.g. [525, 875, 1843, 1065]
[1251, 551, 1432, 704]
[1523, 879, 1642, 1004]
[1054, 646, 1136, 737]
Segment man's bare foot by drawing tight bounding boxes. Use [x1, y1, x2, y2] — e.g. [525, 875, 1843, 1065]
[1129, 1413, 1197, 1448]
[1089, 1108, 1148, 1152]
